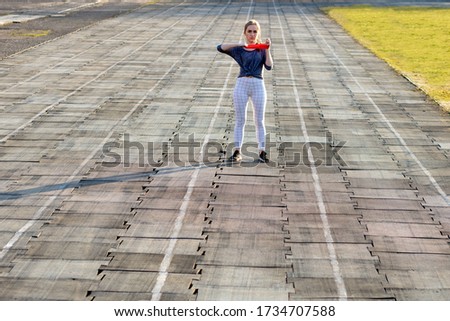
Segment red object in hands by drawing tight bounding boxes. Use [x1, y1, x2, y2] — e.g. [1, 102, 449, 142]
[245, 43, 269, 50]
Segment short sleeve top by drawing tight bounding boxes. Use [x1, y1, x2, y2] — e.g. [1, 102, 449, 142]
[217, 45, 272, 79]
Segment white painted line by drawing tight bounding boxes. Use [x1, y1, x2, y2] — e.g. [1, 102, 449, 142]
[57, 1, 104, 14]
[0, 4, 191, 144]
[150, 0, 254, 301]
[0, 1, 188, 94]
[0, 14, 45, 26]
[0, 1, 103, 26]
[296, 3, 449, 206]
[0, 0, 211, 261]
[273, 0, 348, 300]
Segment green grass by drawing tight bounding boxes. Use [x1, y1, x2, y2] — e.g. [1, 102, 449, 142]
[323, 6, 450, 113]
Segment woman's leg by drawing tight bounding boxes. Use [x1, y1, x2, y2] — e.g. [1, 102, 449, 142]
[250, 79, 267, 151]
[233, 78, 249, 149]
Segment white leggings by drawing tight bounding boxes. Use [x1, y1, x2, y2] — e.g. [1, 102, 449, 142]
[233, 77, 267, 150]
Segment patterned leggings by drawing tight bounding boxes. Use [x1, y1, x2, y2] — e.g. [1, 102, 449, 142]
[233, 77, 267, 150]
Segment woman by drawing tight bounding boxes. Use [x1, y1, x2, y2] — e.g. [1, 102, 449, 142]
[217, 19, 273, 163]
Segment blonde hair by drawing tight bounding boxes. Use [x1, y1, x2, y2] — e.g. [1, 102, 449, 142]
[244, 19, 262, 43]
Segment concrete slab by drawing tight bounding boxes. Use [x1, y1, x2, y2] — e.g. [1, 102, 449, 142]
[0, 0, 448, 302]
[289, 277, 392, 300]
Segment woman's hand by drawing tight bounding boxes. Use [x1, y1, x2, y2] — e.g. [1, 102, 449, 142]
[265, 38, 271, 48]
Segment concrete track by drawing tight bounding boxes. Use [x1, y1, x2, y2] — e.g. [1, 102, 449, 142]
[0, 0, 449, 300]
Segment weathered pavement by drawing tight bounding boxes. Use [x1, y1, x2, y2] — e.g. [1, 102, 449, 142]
[0, 0, 144, 59]
[0, 0, 449, 300]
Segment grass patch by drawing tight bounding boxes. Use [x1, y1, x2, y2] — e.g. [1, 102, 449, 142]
[12, 29, 51, 38]
[323, 6, 450, 113]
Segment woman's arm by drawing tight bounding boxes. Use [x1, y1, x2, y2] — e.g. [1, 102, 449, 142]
[264, 38, 273, 69]
[218, 43, 245, 51]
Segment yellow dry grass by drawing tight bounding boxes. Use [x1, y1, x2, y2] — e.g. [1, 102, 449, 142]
[324, 6, 450, 113]
[12, 29, 51, 38]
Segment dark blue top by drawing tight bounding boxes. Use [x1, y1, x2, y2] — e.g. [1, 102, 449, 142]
[217, 45, 272, 79]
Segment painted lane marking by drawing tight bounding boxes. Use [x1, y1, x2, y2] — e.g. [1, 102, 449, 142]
[273, 0, 348, 300]
[0, 1, 187, 93]
[296, 3, 449, 206]
[0, 0, 212, 261]
[0, 1, 190, 143]
[150, 0, 254, 301]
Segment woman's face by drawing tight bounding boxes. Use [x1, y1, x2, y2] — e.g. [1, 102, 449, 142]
[244, 24, 259, 44]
